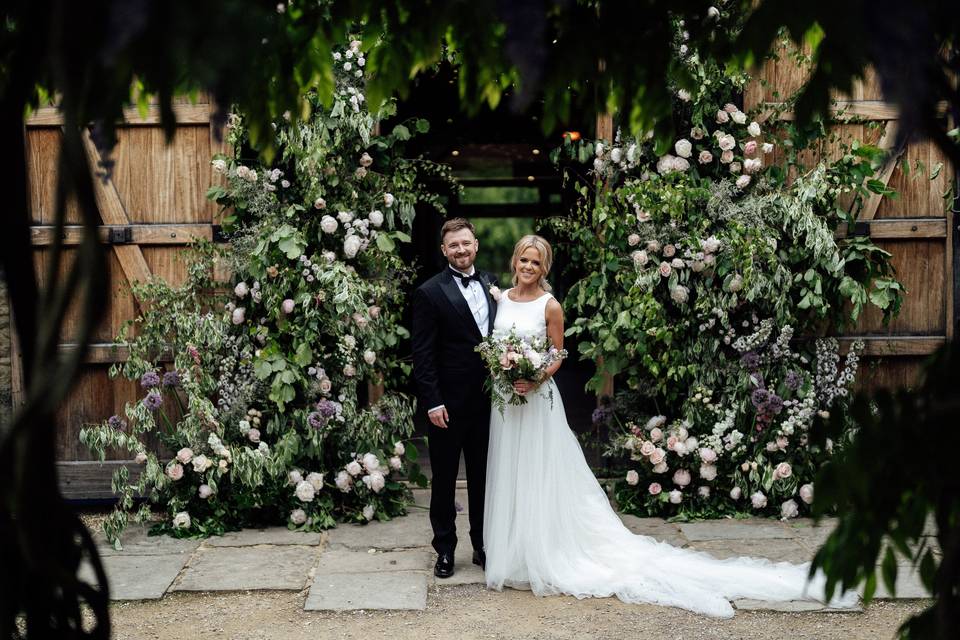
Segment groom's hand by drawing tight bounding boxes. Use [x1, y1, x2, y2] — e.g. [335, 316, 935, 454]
[428, 406, 449, 429]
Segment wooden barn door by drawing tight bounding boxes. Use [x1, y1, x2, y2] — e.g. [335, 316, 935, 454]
[15, 97, 228, 499]
[745, 42, 955, 390]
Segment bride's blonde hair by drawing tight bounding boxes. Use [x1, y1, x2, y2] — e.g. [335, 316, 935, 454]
[510, 234, 553, 292]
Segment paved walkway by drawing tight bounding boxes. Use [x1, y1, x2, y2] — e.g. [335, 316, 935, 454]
[81, 487, 931, 613]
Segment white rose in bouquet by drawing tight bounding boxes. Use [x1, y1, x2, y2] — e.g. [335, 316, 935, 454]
[361, 453, 380, 472]
[699, 447, 718, 464]
[652, 461, 668, 474]
[383, 193, 395, 207]
[698, 486, 711, 498]
[672, 469, 692, 487]
[750, 491, 768, 509]
[773, 462, 793, 480]
[234, 281, 249, 298]
[368, 210, 384, 227]
[762, 142, 774, 154]
[393, 442, 405, 456]
[731, 110, 747, 124]
[369, 472, 386, 493]
[718, 134, 736, 151]
[698, 150, 713, 164]
[389, 456, 402, 471]
[288, 470, 304, 486]
[747, 121, 762, 137]
[231, 307, 246, 325]
[192, 455, 212, 473]
[335, 470, 352, 492]
[306, 472, 324, 491]
[343, 234, 362, 258]
[362, 504, 376, 521]
[198, 484, 214, 499]
[346, 460, 362, 476]
[172, 512, 191, 530]
[626, 470, 640, 485]
[699, 464, 717, 481]
[729, 486, 742, 500]
[320, 215, 338, 234]
[799, 483, 815, 504]
[176, 448, 194, 464]
[289, 508, 308, 525]
[735, 174, 752, 189]
[295, 480, 316, 502]
[674, 139, 693, 158]
[669, 490, 683, 504]
[363, 350, 377, 365]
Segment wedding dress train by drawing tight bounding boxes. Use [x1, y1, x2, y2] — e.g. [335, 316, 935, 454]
[483, 290, 857, 618]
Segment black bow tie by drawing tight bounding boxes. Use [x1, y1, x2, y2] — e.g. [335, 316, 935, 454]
[452, 271, 480, 288]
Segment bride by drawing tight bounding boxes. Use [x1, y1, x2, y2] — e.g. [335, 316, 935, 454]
[482, 234, 858, 618]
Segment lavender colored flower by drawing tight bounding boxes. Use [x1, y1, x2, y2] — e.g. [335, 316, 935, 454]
[316, 399, 337, 418]
[740, 351, 760, 371]
[307, 411, 326, 430]
[750, 388, 769, 408]
[785, 370, 802, 391]
[107, 415, 127, 430]
[162, 370, 182, 388]
[140, 371, 161, 388]
[764, 393, 785, 415]
[142, 390, 163, 411]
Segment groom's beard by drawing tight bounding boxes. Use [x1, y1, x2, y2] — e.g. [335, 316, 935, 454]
[447, 254, 476, 271]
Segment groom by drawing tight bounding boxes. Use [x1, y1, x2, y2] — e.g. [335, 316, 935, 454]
[411, 217, 498, 578]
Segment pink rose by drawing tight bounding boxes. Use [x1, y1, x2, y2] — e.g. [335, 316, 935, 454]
[282, 299, 295, 315]
[699, 448, 717, 464]
[639, 441, 656, 457]
[658, 262, 672, 278]
[627, 233, 641, 247]
[626, 470, 640, 485]
[716, 110, 730, 124]
[652, 461, 668, 474]
[663, 244, 676, 258]
[648, 482, 662, 496]
[744, 140, 758, 156]
[247, 428, 261, 443]
[649, 427, 663, 443]
[698, 150, 713, 164]
[666, 435, 678, 451]
[720, 149, 734, 164]
[776, 436, 789, 451]
[649, 448, 666, 465]
[166, 462, 184, 481]
[176, 448, 194, 464]
[672, 469, 691, 487]
[774, 462, 792, 480]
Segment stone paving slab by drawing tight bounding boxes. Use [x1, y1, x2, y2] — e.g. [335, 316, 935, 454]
[412, 488, 470, 513]
[94, 524, 201, 557]
[78, 553, 190, 600]
[173, 545, 318, 592]
[734, 598, 863, 613]
[870, 565, 930, 599]
[326, 512, 434, 550]
[679, 518, 794, 542]
[687, 538, 812, 564]
[305, 570, 428, 611]
[205, 527, 322, 547]
[432, 543, 486, 586]
[317, 546, 432, 574]
[620, 515, 689, 547]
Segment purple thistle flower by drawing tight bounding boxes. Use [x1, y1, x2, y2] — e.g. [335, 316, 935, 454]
[140, 371, 161, 388]
[750, 388, 769, 408]
[740, 351, 761, 371]
[377, 413, 389, 424]
[785, 370, 801, 391]
[316, 399, 337, 418]
[307, 411, 325, 430]
[765, 393, 785, 415]
[107, 415, 127, 430]
[162, 370, 182, 388]
[142, 390, 163, 411]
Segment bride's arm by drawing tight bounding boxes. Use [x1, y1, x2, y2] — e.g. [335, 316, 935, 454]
[538, 298, 565, 383]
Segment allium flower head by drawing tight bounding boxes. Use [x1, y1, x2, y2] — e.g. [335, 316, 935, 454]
[140, 371, 161, 388]
[107, 415, 127, 430]
[162, 370, 181, 388]
[142, 390, 163, 411]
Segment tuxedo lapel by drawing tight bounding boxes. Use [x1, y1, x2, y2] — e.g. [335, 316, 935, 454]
[439, 270, 482, 340]
[478, 272, 498, 335]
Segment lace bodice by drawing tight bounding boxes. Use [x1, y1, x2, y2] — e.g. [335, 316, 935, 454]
[493, 289, 552, 341]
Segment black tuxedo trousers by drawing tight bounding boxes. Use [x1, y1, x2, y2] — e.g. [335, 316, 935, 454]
[411, 269, 498, 555]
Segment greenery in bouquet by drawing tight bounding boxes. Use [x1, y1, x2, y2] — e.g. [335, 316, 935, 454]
[81, 38, 445, 543]
[544, 16, 906, 520]
[476, 330, 568, 411]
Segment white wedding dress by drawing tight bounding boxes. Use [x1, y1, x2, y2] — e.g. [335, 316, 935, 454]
[483, 289, 858, 618]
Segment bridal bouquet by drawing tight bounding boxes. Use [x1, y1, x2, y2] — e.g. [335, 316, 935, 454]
[476, 330, 568, 412]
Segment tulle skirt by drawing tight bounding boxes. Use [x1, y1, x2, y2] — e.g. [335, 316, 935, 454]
[482, 380, 858, 618]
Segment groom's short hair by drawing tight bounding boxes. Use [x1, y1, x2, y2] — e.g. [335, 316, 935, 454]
[440, 217, 476, 242]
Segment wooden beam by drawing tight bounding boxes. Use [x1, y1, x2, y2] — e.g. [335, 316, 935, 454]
[859, 122, 904, 222]
[835, 218, 947, 239]
[8, 306, 25, 409]
[81, 130, 155, 290]
[28, 103, 211, 127]
[757, 100, 947, 123]
[57, 461, 143, 501]
[31, 223, 214, 246]
[838, 336, 945, 357]
[57, 343, 173, 364]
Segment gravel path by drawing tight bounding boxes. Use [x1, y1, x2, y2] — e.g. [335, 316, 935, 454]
[102, 585, 926, 639]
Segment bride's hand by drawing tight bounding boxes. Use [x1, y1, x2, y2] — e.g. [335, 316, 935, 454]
[513, 380, 533, 396]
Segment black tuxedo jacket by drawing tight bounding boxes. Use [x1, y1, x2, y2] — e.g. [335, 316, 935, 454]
[411, 268, 499, 417]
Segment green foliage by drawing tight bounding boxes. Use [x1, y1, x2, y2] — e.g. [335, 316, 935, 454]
[810, 342, 960, 639]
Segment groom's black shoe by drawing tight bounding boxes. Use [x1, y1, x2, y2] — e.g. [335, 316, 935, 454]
[434, 553, 455, 578]
[472, 550, 486, 569]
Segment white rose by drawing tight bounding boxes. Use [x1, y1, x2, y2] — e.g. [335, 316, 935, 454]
[306, 472, 324, 491]
[361, 452, 380, 473]
[362, 504, 375, 521]
[718, 134, 736, 151]
[314, 197, 327, 210]
[368, 210, 384, 227]
[211, 158, 227, 173]
[672, 469, 692, 487]
[716, 110, 730, 124]
[750, 491, 768, 509]
[656, 154, 679, 175]
[359, 152, 373, 167]
[343, 235, 362, 259]
[192, 455, 211, 473]
[295, 480, 316, 502]
[198, 484, 214, 499]
[610, 147, 622, 163]
[343, 363, 356, 377]
[669, 490, 683, 504]
[735, 174, 752, 189]
[698, 486, 711, 498]
[289, 508, 307, 525]
[744, 158, 763, 174]
[335, 470, 352, 492]
[346, 460, 362, 477]
[176, 447, 194, 464]
[747, 121, 761, 137]
[677, 89, 691, 102]
[389, 456, 402, 471]
[627, 233, 641, 247]
[626, 470, 640, 486]
[731, 110, 747, 124]
[762, 142, 774, 154]
[363, 350, 377, 365]
[729, 161, 742, 174]
[337, 210, 354, 224]
[707, 6, 720, 19]
[699, 447, 718, 463]
[672, 156, 690, 172]
[781, 499, 799, 520]
[774, 462, 793, 480]
[674, 139, 693, 158]
[631, 250, 649, 267]
[652, 461, 668, 474]
[369, 472, 386, 493]
[172, 512, 191, 529]
[320, 215, 338, 234]
[231, 307, 246, 325]
[393, 441, 405, 456]
[698, 150, 713, 164]
[383, 193, 395, 207]
[699, 464, 717, 481]
[134, 452, 148, 464]
[233, 282, 249, 299]
[247, 428, 260, 443]
[729, 486, 742, 500]
[288, 470, 304, 486]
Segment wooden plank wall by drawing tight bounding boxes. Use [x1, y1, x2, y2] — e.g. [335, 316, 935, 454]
[745, 40, 955, 391]
[15, 96, 228, 498]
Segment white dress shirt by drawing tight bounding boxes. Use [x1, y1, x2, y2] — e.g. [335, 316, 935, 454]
[429, 266, 490, 415]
